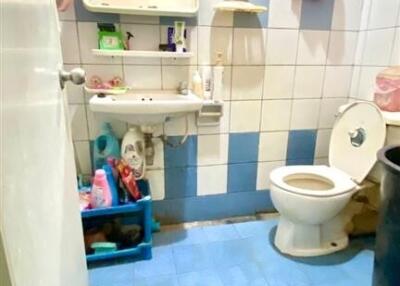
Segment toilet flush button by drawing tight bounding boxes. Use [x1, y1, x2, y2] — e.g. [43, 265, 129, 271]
[348, 127, 366, 147]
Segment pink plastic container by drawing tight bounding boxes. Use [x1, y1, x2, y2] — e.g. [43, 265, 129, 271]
[374, 67, 400, 112]
[90, 169, 112, 208]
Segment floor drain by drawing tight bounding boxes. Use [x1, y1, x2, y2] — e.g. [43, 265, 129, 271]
[331, 242, 338, 247]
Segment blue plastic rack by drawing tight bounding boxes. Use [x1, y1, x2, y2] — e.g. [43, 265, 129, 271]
[81, 181, 153, 263]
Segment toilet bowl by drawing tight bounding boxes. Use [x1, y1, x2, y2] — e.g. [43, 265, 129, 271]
[270, 102, 387, 257]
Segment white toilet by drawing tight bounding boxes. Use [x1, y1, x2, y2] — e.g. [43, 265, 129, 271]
[270, 101, 400, 257]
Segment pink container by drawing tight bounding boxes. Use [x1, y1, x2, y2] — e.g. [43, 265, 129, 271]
[90, 169, 112, 208]
[374, 66, 400, 112]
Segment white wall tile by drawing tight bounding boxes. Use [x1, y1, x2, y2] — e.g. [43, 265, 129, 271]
[197, 134, 229, 166]
[162, 65, 195, 90]
[290, 99, 320, 130]
[368, 0, 400, 29]
[318, 98, 348, 128]
[77, 22, 122, 65]
[69, 104, 88, 140]
[230, 101, 261, 133]
[83, 64, 124, 88]
[198, 26, 233, 65]
[362, 29, 396, 66]
[121, 24, 161, 65]
[293, 66, 325, 99]
[73, 141, 91, 175]
[124, 65, 162, 89]
[323, 66, 353, 98]
[268, 0, 301, 29]
[60, 21, 80, 64]
[315, 129, 332, 158]
[231, 66, 265, 100]
[314, 157, 329, 165]
[356, 67, 382, 102]
[258, 132, 288, 161]
[327, 31, 358, 65]
[197, 165, 228, 196]
[359, 0, 372, 30]
[198, 101, 231, 134]
[198, 0, 234, 27]
[261, 100, 292, 131]
[296, 30, 329, 65]
[233, 28, 267, 65]
[146, 169, 165, 200]
[257, 161, 285, 190]
[391, 28, 400, 66]
[86, 107, 128, 140]
[349, 66, 361, 99]
[354, 31, 367, 65]
[161, 26, 198, 66]
[331, 0, 363, 30]
[120, 15, 160, 24]
[263, 66, 295, 99]
[266, 29, 299, 65]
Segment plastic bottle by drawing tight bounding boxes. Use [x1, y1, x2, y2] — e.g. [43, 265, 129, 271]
[201, 66, 212, 100]
[121, 127, 146, 180]
[103, 164, 119, 206]
[192, 70, 203, 98]
[93, 123, 121, 170]
[90, 169, 112, 208]
[212, 52, 224, 101]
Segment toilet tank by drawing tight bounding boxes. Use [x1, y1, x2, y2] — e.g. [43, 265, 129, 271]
[369, 111, 400, 182]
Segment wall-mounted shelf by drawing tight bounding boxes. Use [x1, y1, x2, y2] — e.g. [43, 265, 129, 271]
[214, 1, 267, 13]
[83, 0, 199, 17]
[92, 49, 193, 58]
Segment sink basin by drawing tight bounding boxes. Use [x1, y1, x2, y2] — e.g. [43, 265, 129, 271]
[89, 90, 203, 125]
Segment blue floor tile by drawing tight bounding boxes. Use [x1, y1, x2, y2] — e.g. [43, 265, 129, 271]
[177, 269, 224, 286]
[173, 244, 214, 274]
[89, 219, 375, 286]
[203, 224, 241, 242]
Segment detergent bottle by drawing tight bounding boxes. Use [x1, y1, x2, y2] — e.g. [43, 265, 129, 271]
[121, 127, 146, 180]
[93, 122, 120, 170]
[90, 169, 112, 208]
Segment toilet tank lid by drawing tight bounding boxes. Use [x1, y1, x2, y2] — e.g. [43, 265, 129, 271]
[330, 102, 386, 184]
[339, 104, 400, 126]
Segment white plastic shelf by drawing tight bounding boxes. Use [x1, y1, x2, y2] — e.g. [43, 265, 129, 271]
[92, 49, 193, 58]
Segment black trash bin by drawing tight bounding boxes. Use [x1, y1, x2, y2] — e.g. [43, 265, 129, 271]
[373, 145, 400, 286]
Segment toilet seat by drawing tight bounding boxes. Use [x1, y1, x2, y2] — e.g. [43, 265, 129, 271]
[270, 165, 356, 197]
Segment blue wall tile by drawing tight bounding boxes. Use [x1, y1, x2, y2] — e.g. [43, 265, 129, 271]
[286, 158, 314, 166]
[165, 167, 197, 199]
[160, 17, 198, 26]
[233, 0, 269, 28]
[228, 133, 259, 164]
[75, 0, 120, 22]
[227, 163, 258, 193]
[300, 0, 335, 30]
[153, 191, 274, 223]
[287, 130, 317, 161]
[164, 136, 197, 168]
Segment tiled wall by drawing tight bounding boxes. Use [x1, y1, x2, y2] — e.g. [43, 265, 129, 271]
[61, 0, 369, 223]
[350, 0, 400, 102]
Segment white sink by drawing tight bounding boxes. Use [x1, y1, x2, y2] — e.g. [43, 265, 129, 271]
[89, 90, 203, 125]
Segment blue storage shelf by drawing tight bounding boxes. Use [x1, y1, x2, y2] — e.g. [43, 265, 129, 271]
[81, 180, 153, 263]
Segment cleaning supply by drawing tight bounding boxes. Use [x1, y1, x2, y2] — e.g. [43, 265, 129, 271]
[91, 242, 117, 254]
[115, 159, 142, 201]
[212, 52, 224, 101]
[201, 66, 212, 100]
[121, 127, 146, 180]
[192, 70, 203, 98]
[103, 164, 119, 206]
[93, 122, 120, 170]
[174, 21, 186, 53]
[90, 169, 112, 208]
[167, 27, 176, 51]
[374, 66, 400, 112]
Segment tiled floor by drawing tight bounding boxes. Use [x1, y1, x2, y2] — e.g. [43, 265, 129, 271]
[89, 219, 375, 286]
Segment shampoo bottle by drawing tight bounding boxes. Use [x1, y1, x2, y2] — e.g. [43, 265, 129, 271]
[192, 70, 203, 98]
[212, 52, 224, 101]
[90, 169, 112, 208]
